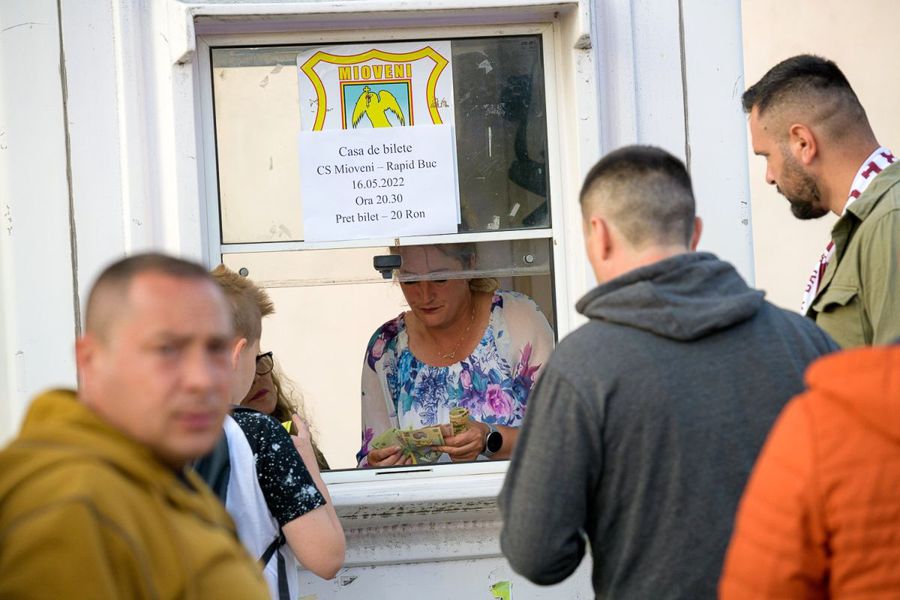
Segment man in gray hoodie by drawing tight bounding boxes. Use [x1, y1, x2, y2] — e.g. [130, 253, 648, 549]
[498, 145, 838, 599]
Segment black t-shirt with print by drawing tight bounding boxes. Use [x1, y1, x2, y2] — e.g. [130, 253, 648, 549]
[230, 408, 325, 525]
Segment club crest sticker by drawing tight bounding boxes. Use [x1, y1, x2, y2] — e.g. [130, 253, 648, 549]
[297, 42, 454, 131]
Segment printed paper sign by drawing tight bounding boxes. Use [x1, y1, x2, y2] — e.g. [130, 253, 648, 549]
[299, 125, 458, 242]
[296, 41, 459, 242]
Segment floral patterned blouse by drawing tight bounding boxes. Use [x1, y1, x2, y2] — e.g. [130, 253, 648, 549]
[357, 290, 554, 466]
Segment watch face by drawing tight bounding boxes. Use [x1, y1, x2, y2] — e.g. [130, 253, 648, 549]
[486, 430, 503, 453]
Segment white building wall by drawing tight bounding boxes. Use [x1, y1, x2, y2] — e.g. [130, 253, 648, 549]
[682, 0, 753, 280]
[0, 1, 77, 440]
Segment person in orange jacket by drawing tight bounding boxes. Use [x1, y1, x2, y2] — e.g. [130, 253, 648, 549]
[720, 341, 900, 598]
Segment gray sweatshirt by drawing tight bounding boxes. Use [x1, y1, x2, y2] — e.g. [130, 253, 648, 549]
[498, 252, 838, 599]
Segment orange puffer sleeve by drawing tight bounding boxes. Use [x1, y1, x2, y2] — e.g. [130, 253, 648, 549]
[719, 395, 828, 599]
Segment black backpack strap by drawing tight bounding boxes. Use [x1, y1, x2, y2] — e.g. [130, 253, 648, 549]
[193, 430, 231, 503]
[259, 531, 289, 600]
[194, 409, 259, 502]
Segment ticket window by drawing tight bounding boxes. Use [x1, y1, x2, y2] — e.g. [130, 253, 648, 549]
[204, 30, 566, 470]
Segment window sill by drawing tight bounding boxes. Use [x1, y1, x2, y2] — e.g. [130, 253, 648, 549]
[326, 460, 508, 524]
[323, 461, 510, 566]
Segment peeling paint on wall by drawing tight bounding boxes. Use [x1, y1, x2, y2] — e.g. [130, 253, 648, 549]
[339, 497, 495, 522]
[14, 351, 26, 394]
[1, 22, 44, 34]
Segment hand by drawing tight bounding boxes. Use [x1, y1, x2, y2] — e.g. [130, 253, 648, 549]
[436, 421, 489, 462]
[289, 414, 315, 455]
[366, 445, 413, 467]
[291, 413, 312, 445]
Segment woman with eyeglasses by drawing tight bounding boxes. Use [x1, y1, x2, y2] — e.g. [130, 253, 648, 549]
[242, 351, 329, 470]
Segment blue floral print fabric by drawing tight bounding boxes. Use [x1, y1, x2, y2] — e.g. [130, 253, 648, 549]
[357, 290, 554, 466]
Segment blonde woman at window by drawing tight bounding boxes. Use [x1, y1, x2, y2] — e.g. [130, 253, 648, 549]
[357, 244, 555, 468]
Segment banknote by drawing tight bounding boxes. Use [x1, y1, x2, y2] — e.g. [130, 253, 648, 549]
[449, 407, 470, 435]
[398, 426, 445, 448]
[370, 425, 445, 464]
[369, 427, 404, 451]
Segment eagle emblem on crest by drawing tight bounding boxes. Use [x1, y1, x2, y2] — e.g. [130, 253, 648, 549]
[351, 86, 406, 128]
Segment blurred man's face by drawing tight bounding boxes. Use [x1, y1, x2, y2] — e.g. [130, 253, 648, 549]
[77, 272, 234, 469]
[749, 107, 828, 220]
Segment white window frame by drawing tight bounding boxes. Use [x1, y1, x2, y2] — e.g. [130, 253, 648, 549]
[193, 9, 597, 501]
[198, 20, 574, 332]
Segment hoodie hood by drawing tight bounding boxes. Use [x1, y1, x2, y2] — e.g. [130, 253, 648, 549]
[11, 389, 171, 480]
[0, 390, 221, 519]
[806, 344, 900, 442]
[576, 252, 764, 342]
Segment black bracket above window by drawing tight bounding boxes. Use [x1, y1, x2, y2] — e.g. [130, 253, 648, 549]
[373, 254, 401, 279]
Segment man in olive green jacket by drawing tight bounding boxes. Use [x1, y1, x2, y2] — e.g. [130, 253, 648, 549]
[744, 54, 899, 347]
[0, 254, 270, 599]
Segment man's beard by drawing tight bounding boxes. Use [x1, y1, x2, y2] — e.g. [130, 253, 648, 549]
[787, 190, 828, 220]
[780, 154, 828, 220]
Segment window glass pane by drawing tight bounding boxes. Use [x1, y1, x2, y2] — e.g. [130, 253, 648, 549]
[452, 36, 549, 232]
[222, 239, 555, 470]
[212, 35, 549, 243]
[213, 47, 305, 243]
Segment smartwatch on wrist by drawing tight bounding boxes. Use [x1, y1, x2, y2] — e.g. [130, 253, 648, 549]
[483, 424, 503, 458]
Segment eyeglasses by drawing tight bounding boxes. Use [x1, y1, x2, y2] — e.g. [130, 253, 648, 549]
[255, 351, 274, 376]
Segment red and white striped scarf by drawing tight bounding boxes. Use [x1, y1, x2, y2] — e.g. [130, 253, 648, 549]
[799, 146, 895, 314]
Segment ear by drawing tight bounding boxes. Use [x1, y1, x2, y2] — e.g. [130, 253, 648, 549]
[230, 337, 248, 371]
[75, 333, 106, 394]
[75, 334, 96, 379]
[788, 123, 818, 165]
[585, 215, 613, 260]
[689, 216, 703, 250]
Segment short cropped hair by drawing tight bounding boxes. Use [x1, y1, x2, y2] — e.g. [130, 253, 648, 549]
[210, 265, 274, 342]
[742, 55, 869, 138]
[580, 145, 695, 248]
[85, 253, 214, 340]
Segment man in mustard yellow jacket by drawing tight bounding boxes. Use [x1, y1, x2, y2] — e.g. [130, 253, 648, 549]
[0, 254, 270, 599]
[744, 54, 900, 347]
